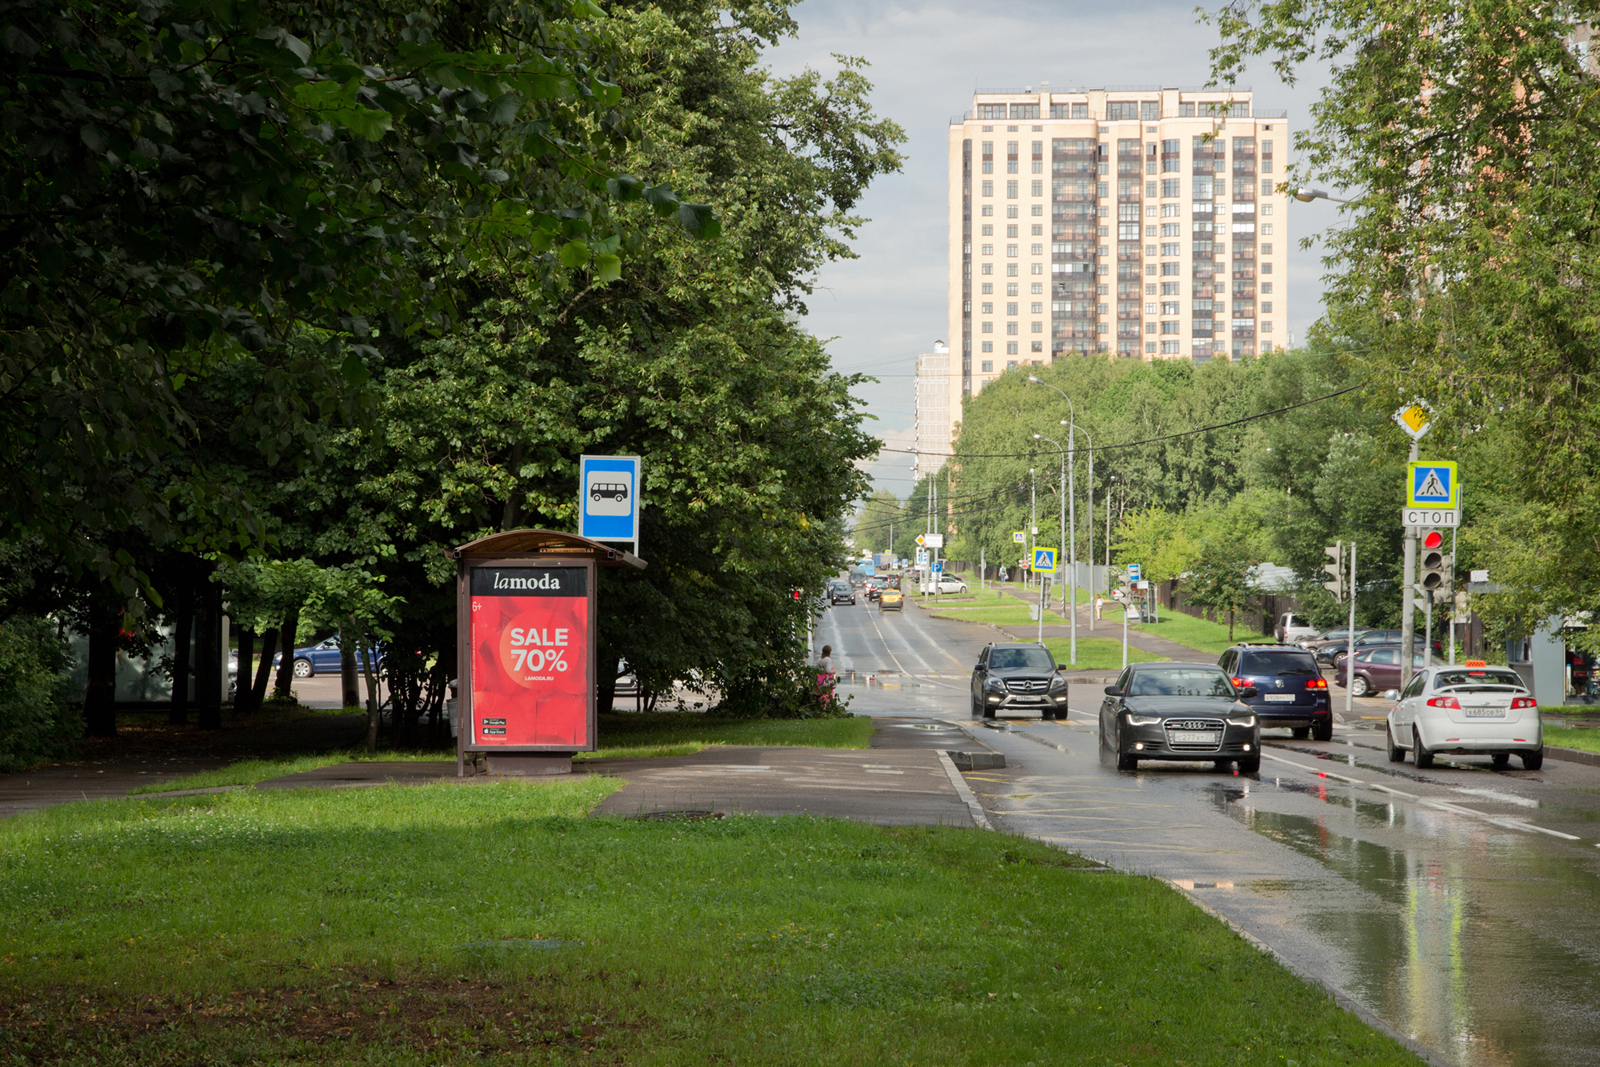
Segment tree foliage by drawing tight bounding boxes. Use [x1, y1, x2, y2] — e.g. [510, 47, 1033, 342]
[1208, 0, 1600, 642]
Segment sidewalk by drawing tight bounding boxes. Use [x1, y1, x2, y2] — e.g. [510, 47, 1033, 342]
[979, 583, 1211, 661]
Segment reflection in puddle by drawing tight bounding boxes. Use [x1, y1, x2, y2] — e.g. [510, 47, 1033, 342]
[1215, 789, 1600, 1066]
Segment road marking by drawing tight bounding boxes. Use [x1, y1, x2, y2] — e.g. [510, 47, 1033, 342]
[1263, 751, 1581, 840]
[935, 749, 993, 831]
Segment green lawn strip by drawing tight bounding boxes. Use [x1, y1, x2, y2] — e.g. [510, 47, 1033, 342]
[128, 716, 873, 792]
[1543, 727, 1600, 754]
[0, 787, 1423, 1066]
[1131, 611, 1259, 656]
[926, 605, 1067, 626]
[1042, 637, 1166, 671]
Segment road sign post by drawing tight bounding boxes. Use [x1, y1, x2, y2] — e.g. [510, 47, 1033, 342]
[578, 455, 642, 557]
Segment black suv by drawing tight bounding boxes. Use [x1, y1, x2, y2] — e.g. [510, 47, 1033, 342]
[1218, 643, 1332, 740]
[828, 581, 856, 606]
[971, 642, 1070, 720]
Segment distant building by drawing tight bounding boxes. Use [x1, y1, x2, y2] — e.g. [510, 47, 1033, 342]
[946, 83, 1290, 417]
[913, 340, 950, 476]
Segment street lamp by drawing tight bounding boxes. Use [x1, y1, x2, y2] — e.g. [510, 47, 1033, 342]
[1034, 433, 1067, 658]
[1293, 187, 1359, 205]
[1027, 376, 1081, 664]
[1058, 418, 1095, 633]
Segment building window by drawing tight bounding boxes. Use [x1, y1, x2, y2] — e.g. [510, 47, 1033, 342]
[982, 181, 993, 197]
[1160, 320, 1180, 334]
[1161, 340, 1181, 354]
[1031, 341, 1043, 353]
[981, 302, 993, 314]
[1261, 262, 1273, 274]
[1261, 179, 1273, 195]
[1007, 264, 1018, 276]
[1005, 244, 1018, 257]
[981, 244, 993, 255]
[1010, 103, 1040, 119]
[1262, 321, 1273, 332]
[1005, 180, 1017, 198]
[1073, 103, 1088, 118]
[1161, 282, 1180, 295]
[1107, 102, 1139, 120]
[1031, 321, 1043, 333]
[1261, 301, 1273, 313]
[981, 224, 993, 237]
[1007, 204, 1019, 218]
[1261, 282, 1272, 294]
[1260, 224, 1273, 235]
[1161, 262, 1180, 276]
[1007, 345, 1018, 357]
[1031, 224, 1043, 236]
[1031, 302, 1043, 314]
[1031, 180, 1043, 196]
[1006, 322, 1018, 335]
[978, 104, 1006, 120]
[1178, 102, 1195, 116]
[981, 264, 993, 275]
[981, 359, 994, 371]
[1144, 322, 1156, 334]
[1141, 101, 1159, 120]
[1262, 243, 1273, 254]
[1031, 263, 1043, 274]
[981, 322, 992, 333]
[1006, 300, 1018, 314]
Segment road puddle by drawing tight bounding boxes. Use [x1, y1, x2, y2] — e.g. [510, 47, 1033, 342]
[1211, 783, 1600, 1065]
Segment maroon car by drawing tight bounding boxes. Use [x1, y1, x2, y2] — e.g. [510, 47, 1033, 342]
[1333, 647, 1437, 697]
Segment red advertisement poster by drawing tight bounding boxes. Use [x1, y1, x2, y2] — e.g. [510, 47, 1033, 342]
[468, 566, 590, 748]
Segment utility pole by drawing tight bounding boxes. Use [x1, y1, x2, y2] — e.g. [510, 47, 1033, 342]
[1400, 439, 1420, 689]
[1448, 527, 1458, 665]
[1067, 421, 1077, 667]
[1029, 468, 1036, 594]
[1087, 444, 1094, 633]
[1345, 540, 1357, 715]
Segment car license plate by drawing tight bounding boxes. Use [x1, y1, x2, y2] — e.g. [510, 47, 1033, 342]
[1464, 708, 1504, 718]
[1263, 694, 1296, 703]
[1171, 730, 1220, 744]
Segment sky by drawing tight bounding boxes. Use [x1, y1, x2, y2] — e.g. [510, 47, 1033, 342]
[763, 0, 1342, 498]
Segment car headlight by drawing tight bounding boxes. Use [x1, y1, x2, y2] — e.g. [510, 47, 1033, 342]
[1126, 713, 1161, 726]
[986, 678, 1007, 692]
[1048, 675, 1067, 691]
[1227, 715, 1256, 727]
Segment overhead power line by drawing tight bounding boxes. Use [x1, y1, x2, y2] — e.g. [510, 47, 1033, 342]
[872, 383, 1364, 460]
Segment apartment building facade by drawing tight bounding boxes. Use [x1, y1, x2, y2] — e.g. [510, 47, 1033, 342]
[913, 341, 951, 476]
[946, 84, 1289, 408]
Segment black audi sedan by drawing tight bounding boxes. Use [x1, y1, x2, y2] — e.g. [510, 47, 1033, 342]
[1098, 662, 1262, 773]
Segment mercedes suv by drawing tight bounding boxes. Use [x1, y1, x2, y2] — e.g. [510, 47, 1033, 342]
[1218, 642, 1333, 740]
[971, 642, 1070, 720]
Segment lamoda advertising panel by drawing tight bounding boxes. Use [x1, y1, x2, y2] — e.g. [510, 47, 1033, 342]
[469, 566, 590, 748]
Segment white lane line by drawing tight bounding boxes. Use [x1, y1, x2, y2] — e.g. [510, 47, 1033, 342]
[1263, 751, 1582, 841]
[862, 607, 910, 675]
[935, 749, 994, 831]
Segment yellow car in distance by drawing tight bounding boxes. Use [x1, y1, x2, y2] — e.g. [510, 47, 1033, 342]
[879, 589, 904, 611]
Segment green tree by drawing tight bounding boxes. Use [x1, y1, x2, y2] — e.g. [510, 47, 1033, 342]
[1113, 508, 1197, 590]
[1184, 537, 1262, 641]
[1209, 0, 1600, 643]
[854, 490, 904, 555]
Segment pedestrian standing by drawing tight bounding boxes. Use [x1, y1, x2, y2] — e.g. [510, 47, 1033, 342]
[816, 644, 835, 704]
[1094, 594, 1104, 620]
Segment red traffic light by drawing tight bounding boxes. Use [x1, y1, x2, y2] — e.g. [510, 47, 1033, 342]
[1422, 530, 1444, 550]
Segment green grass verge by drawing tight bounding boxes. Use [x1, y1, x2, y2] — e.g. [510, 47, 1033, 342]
[926, 605, 1067, 626]
[1543, 726, 1600, 754]
[130, 715, 874, 793]
[1042, 637, 1167, 671]
[1131, 610, 1261, 656]
[0, 786, 1423, 1066]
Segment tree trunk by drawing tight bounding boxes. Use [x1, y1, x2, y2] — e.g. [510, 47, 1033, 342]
[235, 628, 255, 712]
[357, 631, 381, 754]
[339, 624, 360, 709]
[249, 627, 279, 712]
[1228, 609, 1235, 641]
[273, 607, 300, 702]
[169, 589, 191, 725]
[84, 596, 119, 738]
[195, 582, 222, 730]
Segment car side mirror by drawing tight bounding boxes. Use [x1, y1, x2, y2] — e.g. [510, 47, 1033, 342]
[975, 662, 986, 671]
[1057, 663, 1068, 671]
[1238, 686, 1258, 698]
[1382, 689, 1400, 700]
[1103, 685, 1122, 696]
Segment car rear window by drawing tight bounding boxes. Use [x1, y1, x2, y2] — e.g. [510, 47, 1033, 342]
[1434, 669, 1524, 690]
[1239, 651, 1320, 677]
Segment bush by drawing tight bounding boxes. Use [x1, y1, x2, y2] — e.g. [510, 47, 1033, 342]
[0, 616, 79, 771]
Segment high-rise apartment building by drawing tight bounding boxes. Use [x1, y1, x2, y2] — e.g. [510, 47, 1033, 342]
[913, 341, 951, 476]
[944, 84, 1289, 418]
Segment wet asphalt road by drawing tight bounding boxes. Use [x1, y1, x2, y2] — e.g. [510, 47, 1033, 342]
[815, 597, 1600, 1067]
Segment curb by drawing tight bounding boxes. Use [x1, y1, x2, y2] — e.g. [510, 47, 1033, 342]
[934, 749, 993, 831]
[1548, 745, 1600, 768]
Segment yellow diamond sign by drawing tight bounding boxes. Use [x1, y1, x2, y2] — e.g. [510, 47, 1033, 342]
[1392, 402, 1433, 441]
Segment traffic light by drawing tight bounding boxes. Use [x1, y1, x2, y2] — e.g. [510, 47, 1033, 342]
[1322, 542, 1345, 601]
[1420, 530, 1452, 599]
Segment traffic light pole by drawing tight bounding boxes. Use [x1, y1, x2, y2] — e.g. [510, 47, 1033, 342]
[1448, 528, 1457, 665]
[1400, 439, 1420, 690]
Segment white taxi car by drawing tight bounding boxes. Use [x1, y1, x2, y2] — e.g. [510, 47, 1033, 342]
[1385, 661, 1543, 770]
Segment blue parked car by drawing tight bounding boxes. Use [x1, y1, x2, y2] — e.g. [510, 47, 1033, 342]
[274, 637, 383, 678]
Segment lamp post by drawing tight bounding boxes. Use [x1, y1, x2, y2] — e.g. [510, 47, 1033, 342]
[1027, 376, 1081, 662]
[1058, 418, 1095, 632]
[1034, 433, 1070, 664]
[1293, 187, 1359, 205]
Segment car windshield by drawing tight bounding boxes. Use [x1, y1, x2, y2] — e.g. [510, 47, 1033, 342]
[1127, 667, 1236, 698]
[1239, 651, 1320, 677]
[988, 648, 1054, 670]
[1434, 669, 1524, 691]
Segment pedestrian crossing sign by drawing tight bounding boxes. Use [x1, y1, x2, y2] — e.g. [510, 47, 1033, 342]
[1032, 548, 1057, 574]
[1407, 461, 1457, 508]
[1012, 531, 1025, 544]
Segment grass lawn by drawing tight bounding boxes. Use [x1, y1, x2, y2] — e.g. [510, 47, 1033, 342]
[1130, 610, 1258, 656]
[0, 785, 1423, 1066]
[131, 715, 875, 794]
[925, 604, 1067, 627]
[1543, 726, 1600, 754]
[1042, 637, 1166, 671]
